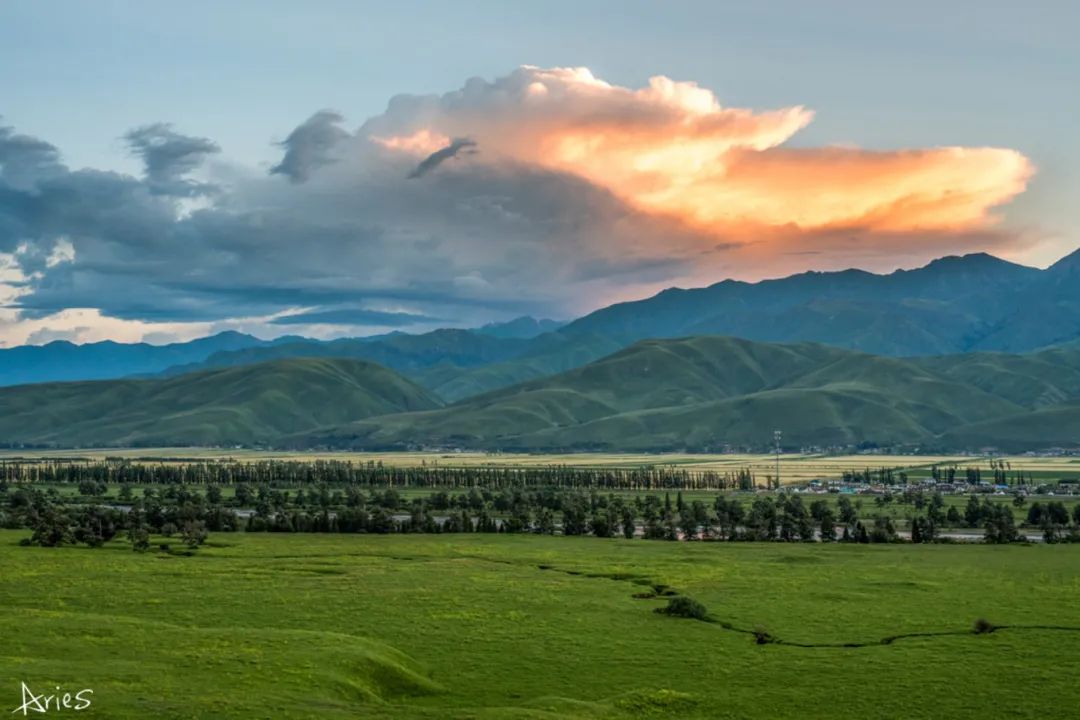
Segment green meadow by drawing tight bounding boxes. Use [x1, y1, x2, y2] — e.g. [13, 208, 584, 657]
[2, 531, 1078, 719]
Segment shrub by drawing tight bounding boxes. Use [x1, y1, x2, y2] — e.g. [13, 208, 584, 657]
[656, 596, 708, 621]
[752, 625, 775, 645]
[180, 520, 208, 548]
[973, 618, 996, 635]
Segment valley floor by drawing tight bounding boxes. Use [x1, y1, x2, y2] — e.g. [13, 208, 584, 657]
[4, 448, 1080, 485]
[2, 532, 1078, 719]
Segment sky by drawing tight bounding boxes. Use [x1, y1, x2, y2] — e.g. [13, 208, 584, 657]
[1, 0, 1077, 346]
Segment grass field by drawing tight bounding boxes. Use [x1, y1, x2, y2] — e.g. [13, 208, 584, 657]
[5, 448, 1080, 484]
[2, 531, 1078, 718]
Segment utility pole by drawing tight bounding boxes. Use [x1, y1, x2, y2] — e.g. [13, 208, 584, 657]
[773, 430, 782, 490]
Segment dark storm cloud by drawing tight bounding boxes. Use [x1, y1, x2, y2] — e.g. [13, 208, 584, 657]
[408, 137, 477, 179]
[0, 123, 64, 191]
[124, 123, 219, 195]
[270, 307, 443, 327]
[269, 110, 349, 183]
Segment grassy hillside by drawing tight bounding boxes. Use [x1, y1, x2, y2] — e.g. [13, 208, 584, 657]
[939, 401, 1080, 451]
[417, 333, 632, 402]
[300, 337, 1080, 452]
[7, 335, 1080, 451]
[0, 358, 441, 447]
[917, 347, 1080, 407]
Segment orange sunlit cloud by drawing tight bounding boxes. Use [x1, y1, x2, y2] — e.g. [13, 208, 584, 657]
[369, 66, 1034, 237]
[372, 129, 450, 155]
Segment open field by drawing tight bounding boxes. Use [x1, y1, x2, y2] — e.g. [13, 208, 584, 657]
[2, 531, 1079, 719]
[5, 448, 1080, 484]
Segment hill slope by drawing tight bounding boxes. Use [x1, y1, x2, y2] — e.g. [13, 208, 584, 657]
[298, 337, 1080, 452]
[939, 402, 1080, 451]
[0, 358, 441, 447]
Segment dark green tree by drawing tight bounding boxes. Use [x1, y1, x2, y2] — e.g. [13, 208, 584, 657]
[29, 505, 73, 547]
[621, 506, 636, 540]
[819, 508, 837, 542]
[983, 505, 1020, 544]
[964, 495, 982, 528]
[180, 520, 208, 548]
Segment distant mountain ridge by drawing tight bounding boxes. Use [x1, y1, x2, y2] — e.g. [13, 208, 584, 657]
[154, 327, 617, 403]
[178, 248, 1080, 401]
[0, 331, 275, 387]
[4, 249, 1080, 401]
[557, 251, 1069, 354]
[475, 316, 565, 339]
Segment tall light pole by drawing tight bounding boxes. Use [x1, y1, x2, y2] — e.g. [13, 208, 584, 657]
[773, 430, 782, 490]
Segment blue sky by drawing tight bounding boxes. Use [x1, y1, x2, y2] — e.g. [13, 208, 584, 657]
[0, 1, 1077, 345]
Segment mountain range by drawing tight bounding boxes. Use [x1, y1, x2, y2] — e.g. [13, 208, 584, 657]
[3, 336, 1079, 451]
[2, 249, 1080, 452]
[8, 249, 1073, 401]
[293, 336, 1080, 453]
[0, 330, 274, 386]
[557, 250, 1080, 354]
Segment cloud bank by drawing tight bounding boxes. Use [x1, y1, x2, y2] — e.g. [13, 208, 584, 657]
[0, 67, 1036, 345]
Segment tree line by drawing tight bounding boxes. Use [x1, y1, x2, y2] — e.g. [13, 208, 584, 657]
[6, 483, 1079, 549]
[842, 463, 1036, 487]
[0, 460, 759, 491]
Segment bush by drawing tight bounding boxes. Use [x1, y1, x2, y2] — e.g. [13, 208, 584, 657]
[973, 618, 996, 635]
[180, 520, 208, 548]
[129, 527, 150, 552]
[753, 626, 775, 645]
[656, 596, 708, 621]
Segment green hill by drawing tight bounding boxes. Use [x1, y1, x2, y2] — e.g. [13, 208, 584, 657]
[6, 337, 1080, 452]
[298, 337, 1080, 452]
[939, 402, 1080, 451]
[915, 349, 1080, 408]
[0, 358, 441, 447]
[414, 332, 626, 402]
